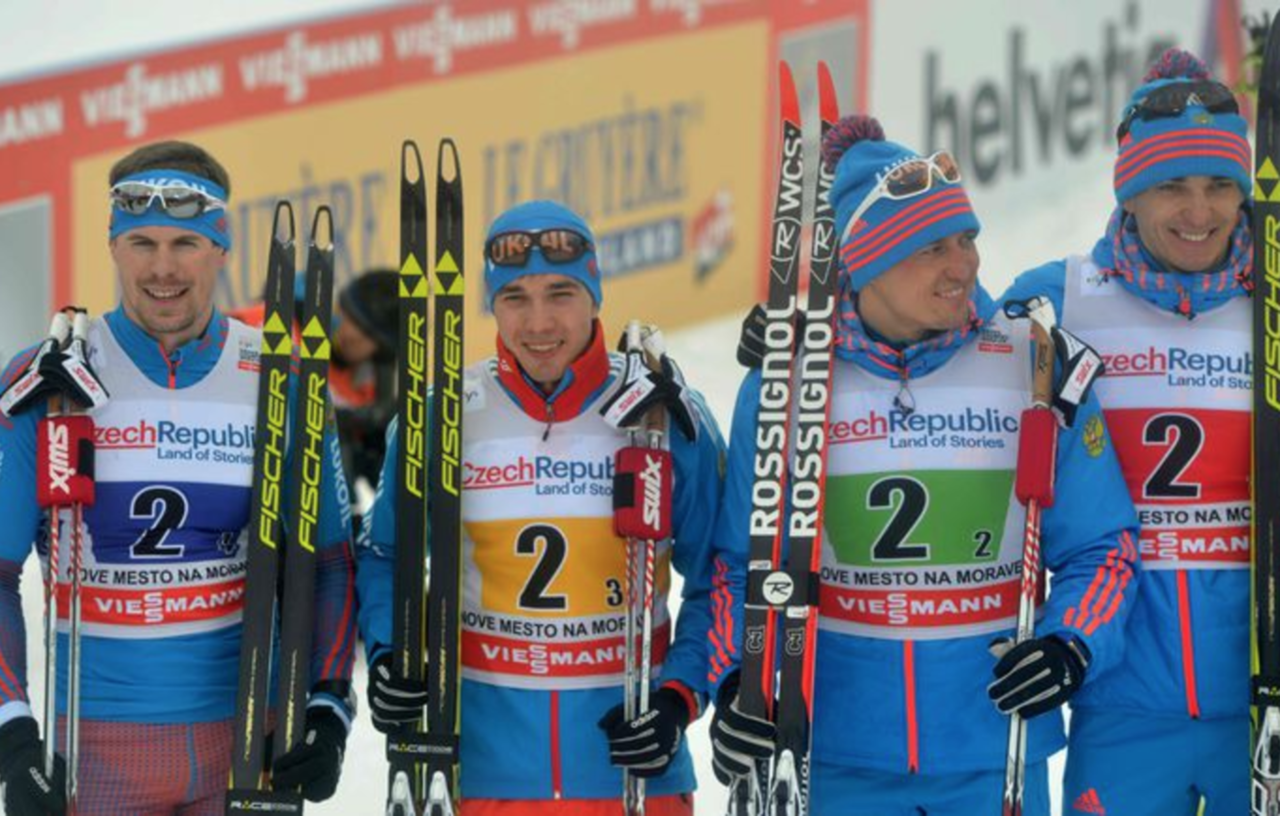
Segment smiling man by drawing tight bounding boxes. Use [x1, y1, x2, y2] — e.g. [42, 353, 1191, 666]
[712, 116, 1139, 815]
[1004, 48, 1253, 816]
[0, 141, 357, 815]
[355, 200, 726, 815]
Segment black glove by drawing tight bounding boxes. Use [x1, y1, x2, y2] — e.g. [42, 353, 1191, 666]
[736, 303, 806, 370]
[270, 707, 348, 802]
[709, 671, 776, 786]
[367, 651, 429, 734]
[599, 334, 698, 442]
[597, 686, 693, 779]
[987, 634, 1090, 719]
[0, 717, 66, 816]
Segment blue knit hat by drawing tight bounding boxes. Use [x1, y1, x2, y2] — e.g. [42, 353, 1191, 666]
[1114, 48, 1251, 203]
[826, 116, 981, 293]
[484, 200, 602, 308]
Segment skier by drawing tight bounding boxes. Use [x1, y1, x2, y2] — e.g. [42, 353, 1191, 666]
[354, 199, 725, 815]
[0, 141, 357, 815]
[709, 116, 1141, 814]
[1003, 48, 1253, 816]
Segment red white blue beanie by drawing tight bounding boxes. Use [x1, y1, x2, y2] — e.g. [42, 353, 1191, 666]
[1114, 48, 1251, 203]
[484, 200, 602, 309]
[825, 116, 980, 293]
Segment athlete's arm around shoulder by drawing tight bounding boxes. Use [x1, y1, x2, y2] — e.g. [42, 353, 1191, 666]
[1036, 386, 1141, 682]
[998, 259, 1070, 323]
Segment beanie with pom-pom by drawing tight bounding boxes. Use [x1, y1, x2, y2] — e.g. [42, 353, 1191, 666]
[825, 114, 980, 293]
[1113, 47, 1250, 203]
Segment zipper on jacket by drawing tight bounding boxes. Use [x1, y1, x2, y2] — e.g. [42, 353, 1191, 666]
[904, 640, 920, 773]
[550, 689, 563, 798]
[1175, 570, 1201, 718]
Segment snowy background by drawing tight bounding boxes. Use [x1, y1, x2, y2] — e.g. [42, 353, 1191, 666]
[0, 0, 1254, 812]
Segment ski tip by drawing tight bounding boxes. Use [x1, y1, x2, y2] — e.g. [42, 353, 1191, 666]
[436, 139, 462, 188]
[401, 140, 425, 182]
[271, 201, 296, 244]
[778, 61, 800, 124]
[817, 61, 839, 125]
[310, 206, 334, 248]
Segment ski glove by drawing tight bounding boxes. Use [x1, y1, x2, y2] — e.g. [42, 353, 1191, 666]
[987, 634, 1090, 719]
[0, 717, 66, 816]
[367, 651, 430, 734]
[270, 707, 348, 802]
[599, 330, 698, 441]
[736, 302, 807, 370]
[597, 686, 694, 778]
[709, 670, 776, 786]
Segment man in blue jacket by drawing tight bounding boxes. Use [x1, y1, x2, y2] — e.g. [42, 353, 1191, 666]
[1004, 48, 1253, 816]
[355, 200, 725, 815]
[709, 115, 1141, 815]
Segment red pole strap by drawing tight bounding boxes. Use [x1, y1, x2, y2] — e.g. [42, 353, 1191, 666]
[1014, 408, 1057, 508]
[36, 414, 96, 508]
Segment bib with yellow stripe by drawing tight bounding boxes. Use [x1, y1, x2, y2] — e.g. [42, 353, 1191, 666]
[459, 359, 671, 690]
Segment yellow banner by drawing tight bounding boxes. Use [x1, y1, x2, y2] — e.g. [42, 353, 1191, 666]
[71, 22, 768, 361]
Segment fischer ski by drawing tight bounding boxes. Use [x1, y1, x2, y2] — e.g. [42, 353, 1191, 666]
[386, 138, 466, 816]
[1252, 12, 1280, 816]
[729, 61, 805, 816]
[273, 207, 337, 778]
[423, 137, 465, 816]
[766, 61, 839, 816]
[387, 141, 430, 816]
[227, 203, 304, 814]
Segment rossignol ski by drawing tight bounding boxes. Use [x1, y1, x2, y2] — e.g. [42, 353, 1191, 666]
[1252, 12, 1280, 815]
[729, 61, 805, 816]
[273, 207, 336, 779]
[387, 141, 430, 816]
[767, 61, 838, 816]
[227, 202, 300, 814]
[423, 138, 465, 816]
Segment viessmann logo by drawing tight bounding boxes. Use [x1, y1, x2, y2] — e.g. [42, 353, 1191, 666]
[464, 455, 615, 497]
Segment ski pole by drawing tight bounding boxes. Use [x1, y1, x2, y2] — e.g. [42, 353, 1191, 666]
[1000, 297, 1058, 816]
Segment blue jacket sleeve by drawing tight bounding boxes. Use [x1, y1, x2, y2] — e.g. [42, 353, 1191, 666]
[310, 411, 357, 693]
[658, 390, 726, 709]
[999, 260, 1069, 321]
[707, 370, 762, 697]
[1036, 382, 1141, 681]
[0, 348, 46, 716]
[355, 415, 399, 661]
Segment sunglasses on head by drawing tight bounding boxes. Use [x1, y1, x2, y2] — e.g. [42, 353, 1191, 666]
[1116, 80, 1239, 142]
[841, 151, 962, 243]
[109, 180, 227, 219]
[485, 228, 593, 267]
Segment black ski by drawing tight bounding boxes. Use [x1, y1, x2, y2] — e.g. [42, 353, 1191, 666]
[768, 61, 838, 816]
[227, 203, 301, 814]
[423, 138, 465, 816]
[387, 142, 430, 816]
[273, 207, 336, 773]
[1252, 12, 1280, 815]
[729, 61, 804, 816]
